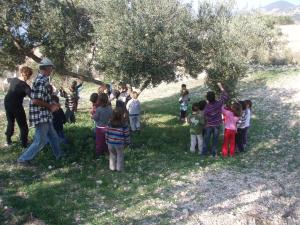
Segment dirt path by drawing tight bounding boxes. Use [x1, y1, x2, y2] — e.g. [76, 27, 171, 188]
[169, 72, 300, 225]
[122, 70, 300, 225]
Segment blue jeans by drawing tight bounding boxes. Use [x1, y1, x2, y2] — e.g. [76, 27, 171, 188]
[202, 126, 220, 156]
[18, 122, 64, 162]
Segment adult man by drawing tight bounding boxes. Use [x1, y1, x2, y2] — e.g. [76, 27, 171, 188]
[18, 58, 64, 164]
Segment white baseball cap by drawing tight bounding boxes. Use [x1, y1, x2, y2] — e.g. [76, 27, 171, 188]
[39, 58, 55, 68]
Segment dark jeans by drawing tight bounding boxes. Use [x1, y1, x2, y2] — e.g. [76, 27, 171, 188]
[244, 127, 249, 146]
[65, 109, 75, 123]
[236, 127, 249, 152]
[56, 130, 68, 144]
[180, 110, 187, 119]
[202, 126, 220, 156]
[5, 107, 28, 147]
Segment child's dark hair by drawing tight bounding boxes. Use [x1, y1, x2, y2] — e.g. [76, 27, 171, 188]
[239, 101, 246, 110]
[192, 103, 199, 112]
[198, 100, 207, 111]
[231, 102, 242, 117]
[70, 80, 77, 91]
[181, 84, 187, 89]
[89, 93, 98, 103]
[105, 83, 111, 95]
[118, 82, 127, 91]
[51, 95, 59, 103]
[97, 93, 109, 107]
[110, 107, 124, 127]
[72, 80, 77, 87]
[206, 91, 215, 103]
[244, 99, 252, 109]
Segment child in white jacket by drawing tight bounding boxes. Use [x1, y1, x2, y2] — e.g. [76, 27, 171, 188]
[126, 91, 141, 132]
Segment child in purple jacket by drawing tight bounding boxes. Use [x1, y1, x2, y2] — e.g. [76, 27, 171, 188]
[202, 83, 229, 158]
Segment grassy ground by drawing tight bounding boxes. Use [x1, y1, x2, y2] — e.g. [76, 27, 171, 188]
[0, 68, 299, 224]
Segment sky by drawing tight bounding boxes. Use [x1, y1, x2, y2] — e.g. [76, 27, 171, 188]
[181, 0, 300, 10]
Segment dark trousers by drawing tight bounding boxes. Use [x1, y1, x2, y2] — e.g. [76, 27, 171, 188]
[180, 110, 187, 119]
[236, 127, 249, 152]
[5, 107, 28, 147]
[202, 126, 220, 157]
[65, 109, 75, 123]
[56, 130, 68, 144]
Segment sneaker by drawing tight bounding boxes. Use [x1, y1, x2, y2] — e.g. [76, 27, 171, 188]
[4, 143, 11, 147]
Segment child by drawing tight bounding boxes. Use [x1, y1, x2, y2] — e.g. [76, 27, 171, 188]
[116, 82, 131, 110]
[59, 85, 77, 123]
[93, 93, 113, 156]
[90, 93, 99, 136]
[202, 82, 229, 157]
[179, 84, 190, 122]
[126, 91, 141, 132]
[236, 101, 247, 152]
[89, 93, 99, 117]
[221, 102, 242, 157]
[71, 79, 83, 112]
[243, 99, 252, 148]
[188, 101, 206, 154]
[106, 107, 130, 171]
[51, 95, 67, 144]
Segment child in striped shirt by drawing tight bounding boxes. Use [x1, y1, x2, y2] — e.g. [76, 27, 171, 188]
[243, 99, 252, 148]
[59, 85, 77, 123]
[106, 107, 130, 171]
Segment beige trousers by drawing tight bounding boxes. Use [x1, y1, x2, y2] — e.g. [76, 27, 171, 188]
[108, 144, 124, 171]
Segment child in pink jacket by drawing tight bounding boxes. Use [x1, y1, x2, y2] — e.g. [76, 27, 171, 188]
[221, 102, 242, 157]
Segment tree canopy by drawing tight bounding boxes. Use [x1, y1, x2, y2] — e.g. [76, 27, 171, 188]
[0, 0, 101, 83]
[0, 0, 287, 93]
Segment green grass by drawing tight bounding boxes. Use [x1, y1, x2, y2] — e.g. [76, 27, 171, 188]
[0, 68, 299, 224]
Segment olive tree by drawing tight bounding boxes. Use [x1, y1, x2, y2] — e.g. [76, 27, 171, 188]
[0, 0, 101, 84]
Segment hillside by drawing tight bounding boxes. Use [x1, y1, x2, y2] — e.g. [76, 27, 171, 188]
[263, 1, 296, 12]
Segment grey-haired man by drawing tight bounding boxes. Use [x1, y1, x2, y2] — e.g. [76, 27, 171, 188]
[18, 58, 64, 164]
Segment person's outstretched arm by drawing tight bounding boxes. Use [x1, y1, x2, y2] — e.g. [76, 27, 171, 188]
[217, 82, 229, 103]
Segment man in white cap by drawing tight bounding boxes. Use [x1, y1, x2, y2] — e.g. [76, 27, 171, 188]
[18, 58, 65, 164]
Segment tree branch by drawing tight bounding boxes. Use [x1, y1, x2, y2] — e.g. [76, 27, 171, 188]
[87, 42, 96, 71]
[12, 39, 103, 85]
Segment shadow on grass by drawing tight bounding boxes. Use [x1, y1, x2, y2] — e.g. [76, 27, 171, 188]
[1, 69, 300, 224]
